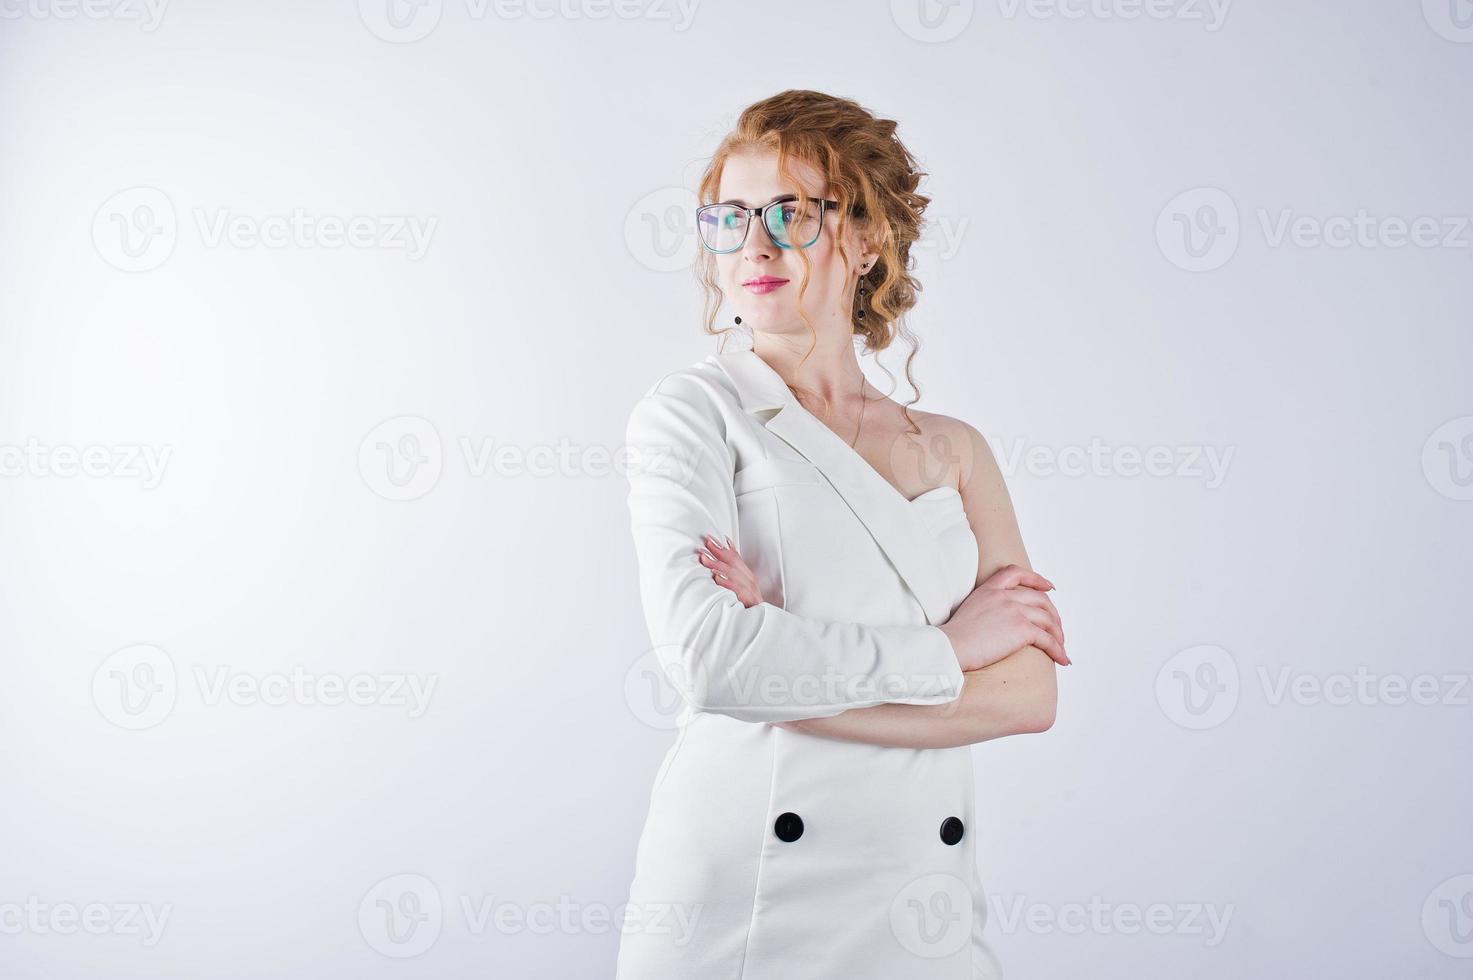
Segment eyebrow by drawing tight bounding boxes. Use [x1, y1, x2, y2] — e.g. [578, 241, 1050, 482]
[716, 193, 800, 207]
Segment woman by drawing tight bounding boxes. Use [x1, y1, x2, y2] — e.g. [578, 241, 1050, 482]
[616, 90, 1068, 980]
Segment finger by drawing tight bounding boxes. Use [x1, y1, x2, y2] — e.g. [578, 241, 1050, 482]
[1008, 585, 1059, 614]
[705, 533, 741, 558]
[1039, 596, 1064, 644]
[701, 552, 754, 598]
[703, 546, 749, 586]
[1021, 604, 1065, 648]
[697, 549, 730, 576]
[709, 539, 755, 581]
[1008, 589, 1065, 643]
[1028, 625, 1070, 666]
[986, 564, 1054, 592]
[707, 539, 753, 581]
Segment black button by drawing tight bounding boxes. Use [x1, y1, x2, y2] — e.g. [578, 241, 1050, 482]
[774, 811, 804, 842]
[940, 816, 964, 845]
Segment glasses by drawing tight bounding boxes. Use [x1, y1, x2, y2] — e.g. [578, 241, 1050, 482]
[696, 197, 842, 253]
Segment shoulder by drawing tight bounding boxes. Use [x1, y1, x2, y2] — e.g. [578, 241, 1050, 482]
[624, 355, 742, 454]
[635, 354, 738, 409]
[897, 406, 1006, 496]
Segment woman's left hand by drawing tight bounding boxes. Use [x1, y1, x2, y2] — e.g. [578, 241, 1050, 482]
[698, 533, 763, 608]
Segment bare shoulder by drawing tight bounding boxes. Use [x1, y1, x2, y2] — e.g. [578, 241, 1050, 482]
[894, 406, 1001, 496]
[907, 408, 1031, 576]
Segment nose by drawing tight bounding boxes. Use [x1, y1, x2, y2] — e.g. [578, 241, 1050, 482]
[739, 209, 776, 266]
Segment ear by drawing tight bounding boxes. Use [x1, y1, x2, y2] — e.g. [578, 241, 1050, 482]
[832, 197, 879, 274]
[851, 221, 881, 275]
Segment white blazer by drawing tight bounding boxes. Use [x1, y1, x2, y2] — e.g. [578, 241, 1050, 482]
[616, 347, 1003, 980]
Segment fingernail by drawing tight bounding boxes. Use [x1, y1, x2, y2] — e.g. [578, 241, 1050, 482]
[725, 536, 734, 549]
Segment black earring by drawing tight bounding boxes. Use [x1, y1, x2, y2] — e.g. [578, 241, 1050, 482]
[856, 266, 869, 321]
[734, 315, 742, 325]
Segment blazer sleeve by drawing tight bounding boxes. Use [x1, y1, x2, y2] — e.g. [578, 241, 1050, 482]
[623, 377, 966, 725]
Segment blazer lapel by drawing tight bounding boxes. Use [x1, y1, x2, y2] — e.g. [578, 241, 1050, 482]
[710, 348, 954, 627]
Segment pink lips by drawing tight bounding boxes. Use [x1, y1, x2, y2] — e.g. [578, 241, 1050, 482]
[742, 277, 788, 295]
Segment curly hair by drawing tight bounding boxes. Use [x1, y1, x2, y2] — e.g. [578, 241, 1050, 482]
[695, 89, 934, 431]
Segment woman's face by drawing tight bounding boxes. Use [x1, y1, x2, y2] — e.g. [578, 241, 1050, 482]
[711, 149, 872, 343]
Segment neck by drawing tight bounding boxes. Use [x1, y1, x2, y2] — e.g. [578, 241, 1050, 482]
[751, 335, 866, 408]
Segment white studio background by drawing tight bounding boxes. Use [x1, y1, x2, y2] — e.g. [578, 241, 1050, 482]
[1, 2, 1469, 977]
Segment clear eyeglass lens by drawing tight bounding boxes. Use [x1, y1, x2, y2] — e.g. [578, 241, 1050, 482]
[765, 200, 821, 248]
[698, 206, 748, 252]
[698, 201, 823, 251]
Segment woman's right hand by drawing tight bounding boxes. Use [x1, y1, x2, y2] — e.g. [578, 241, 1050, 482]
[699, 533, 763, 608]
[939, 565, 1069, 671]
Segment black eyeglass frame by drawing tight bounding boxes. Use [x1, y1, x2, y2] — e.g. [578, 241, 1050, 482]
[695, 198, 843, 253]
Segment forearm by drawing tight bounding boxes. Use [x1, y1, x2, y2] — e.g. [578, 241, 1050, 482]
[775, 646, 1058, 749]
